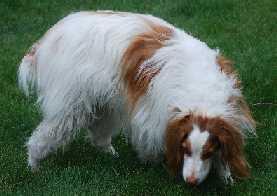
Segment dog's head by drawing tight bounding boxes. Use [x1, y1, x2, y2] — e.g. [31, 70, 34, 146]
[165, 113, 249, 185]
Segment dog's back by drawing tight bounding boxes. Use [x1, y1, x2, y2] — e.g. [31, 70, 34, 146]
[19, 12, 169, 111]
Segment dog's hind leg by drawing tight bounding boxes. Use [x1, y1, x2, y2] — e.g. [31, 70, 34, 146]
[26, 115, 80, 170]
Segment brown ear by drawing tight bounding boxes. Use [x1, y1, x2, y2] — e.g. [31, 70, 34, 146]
[165, 115, 192, 176]
[210, 118, 250, 178]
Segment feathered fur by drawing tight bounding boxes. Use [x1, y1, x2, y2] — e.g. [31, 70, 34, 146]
[18, 11, 255, 183]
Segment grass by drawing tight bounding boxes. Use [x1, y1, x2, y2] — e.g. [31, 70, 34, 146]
[0, 0, 276, 195]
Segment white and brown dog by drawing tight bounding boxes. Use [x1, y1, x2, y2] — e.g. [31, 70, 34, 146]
[18, 11, 255, 185]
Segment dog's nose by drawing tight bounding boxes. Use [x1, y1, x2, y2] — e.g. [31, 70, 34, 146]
[186, 176, 198, 186]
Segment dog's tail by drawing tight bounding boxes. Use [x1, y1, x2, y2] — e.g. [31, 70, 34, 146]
[18, 42, 40, 96]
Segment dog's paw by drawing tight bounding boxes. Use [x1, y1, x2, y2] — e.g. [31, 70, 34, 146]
[28, 156, 39, 172]
[103, 145, 119, 158]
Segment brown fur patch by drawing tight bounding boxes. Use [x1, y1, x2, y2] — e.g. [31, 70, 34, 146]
[121, 24, 172, 109]
[228, 96, 256, 130]
[218, 56, 255, 130]
[216, 55, 241, 88]
[202, 117, 250, 177]
[165, 114, 193, 176]
[216, 55, 235, 75]
[181, 138, 192, 156]
[217, 53, 256, 132]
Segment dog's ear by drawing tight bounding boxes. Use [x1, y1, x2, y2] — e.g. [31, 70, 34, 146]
[211, 118, 250, 178]
[165, 114, 192, 176]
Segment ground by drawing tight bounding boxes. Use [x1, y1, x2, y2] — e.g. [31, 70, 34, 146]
[0, 0, 276, 195]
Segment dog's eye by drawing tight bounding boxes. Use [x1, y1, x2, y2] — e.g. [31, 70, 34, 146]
[181, 134, 192, 156]
[201, 151, 213, 160]
[183, 147, 192, 156]
[181, 142, 192, 156]
[182, 133, 189, 140]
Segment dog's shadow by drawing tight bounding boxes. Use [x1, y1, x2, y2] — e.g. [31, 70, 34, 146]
[42, 133, 232, 194]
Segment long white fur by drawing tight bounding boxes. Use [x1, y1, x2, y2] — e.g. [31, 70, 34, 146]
[18, 11, 254, 171]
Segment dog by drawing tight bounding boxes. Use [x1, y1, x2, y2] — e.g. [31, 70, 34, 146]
[18, 11, 255, 185]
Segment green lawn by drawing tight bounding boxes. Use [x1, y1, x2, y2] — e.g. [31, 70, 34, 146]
[1, 0, 276, 195]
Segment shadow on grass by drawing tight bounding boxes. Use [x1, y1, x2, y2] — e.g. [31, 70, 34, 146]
[25, 134, 234, 194]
